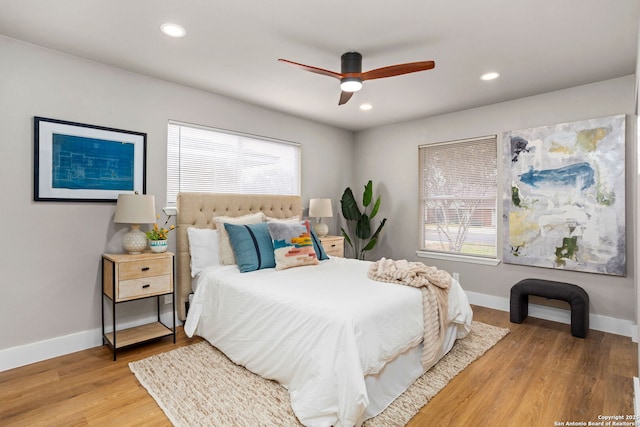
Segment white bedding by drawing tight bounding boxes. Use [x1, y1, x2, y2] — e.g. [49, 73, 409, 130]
[185, 257, 473, 427]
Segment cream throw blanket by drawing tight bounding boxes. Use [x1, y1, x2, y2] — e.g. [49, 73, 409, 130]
[367, 258, 451, 368]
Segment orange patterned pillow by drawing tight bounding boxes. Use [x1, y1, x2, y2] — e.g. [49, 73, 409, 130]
[267, 220, 319, 270]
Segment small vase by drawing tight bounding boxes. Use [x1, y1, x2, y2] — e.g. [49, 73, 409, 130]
[149, 239, 168, 253]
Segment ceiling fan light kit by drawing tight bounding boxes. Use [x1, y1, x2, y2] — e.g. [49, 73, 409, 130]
[340, 77, 363, 92]
[278, 51, 435, 106]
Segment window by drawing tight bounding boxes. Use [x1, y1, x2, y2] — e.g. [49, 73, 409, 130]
[418, 135, 497, 260]
[167, 121, 301, 205]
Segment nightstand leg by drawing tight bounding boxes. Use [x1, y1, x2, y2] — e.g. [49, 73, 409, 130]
[172, 256, 176, 343]
[101, 261, 106, 346]
[101, 300, 105, 346]
[101, 295, 105, 345]
[112, 296, 116, 361]
[172, 290, 176, 343]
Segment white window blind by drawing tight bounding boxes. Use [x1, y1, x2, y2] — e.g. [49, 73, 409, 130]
[167, 122, 301, 205]
[419, 135, 497, 258]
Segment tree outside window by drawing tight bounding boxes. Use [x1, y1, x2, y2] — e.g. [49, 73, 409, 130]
[419, 136, 497, 258]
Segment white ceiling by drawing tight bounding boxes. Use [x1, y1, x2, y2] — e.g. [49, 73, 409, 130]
[1, 0, 638, 131]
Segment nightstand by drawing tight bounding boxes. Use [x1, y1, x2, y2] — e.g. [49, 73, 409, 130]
[319, 235, 344, 257]
[101, 252, 176, 360]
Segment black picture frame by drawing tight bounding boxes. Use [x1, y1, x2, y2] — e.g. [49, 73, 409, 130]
[34, 116, 147, 202]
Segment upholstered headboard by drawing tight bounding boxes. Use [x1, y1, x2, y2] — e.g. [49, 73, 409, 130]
[176, 192, 303, 320]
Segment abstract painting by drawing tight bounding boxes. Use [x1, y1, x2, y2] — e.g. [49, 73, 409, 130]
[503, 114, 626, 276]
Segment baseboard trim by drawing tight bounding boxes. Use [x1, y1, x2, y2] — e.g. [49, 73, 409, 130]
[0, 327, 103, 372]
[466, 291, 635, 338]
[0, 313, 178, 372]
[0, 293, 634, 373]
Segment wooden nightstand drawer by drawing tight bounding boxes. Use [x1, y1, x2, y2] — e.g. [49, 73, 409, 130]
[118, 274, 172, 301]
[118, 258, 172, 280]
[319, 236, 344, 257]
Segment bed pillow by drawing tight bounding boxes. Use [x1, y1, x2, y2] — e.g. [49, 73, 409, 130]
[265, 215, 301, 223]
[224, 222, 276, 272]
[309, 226, 329, 261]
[213, 212, 265, 265]
[268, 216, 327, 260]
[267, 220, 319, 270]
[187, 228, 219, 277]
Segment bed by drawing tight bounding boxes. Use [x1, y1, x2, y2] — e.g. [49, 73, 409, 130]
[176, 192, 473, 427]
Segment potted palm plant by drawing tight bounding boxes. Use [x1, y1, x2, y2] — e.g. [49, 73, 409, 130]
[340, 180, 387, 260]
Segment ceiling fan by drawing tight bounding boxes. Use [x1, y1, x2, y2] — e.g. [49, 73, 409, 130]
[278, 52, 435, 105]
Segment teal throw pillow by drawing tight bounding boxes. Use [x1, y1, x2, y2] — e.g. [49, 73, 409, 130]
[224, 222, 275, 273]
[309, 226, 329, 260]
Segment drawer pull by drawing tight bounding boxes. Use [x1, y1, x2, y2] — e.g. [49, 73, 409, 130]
[330, 244, 336, 247]
[142, 284, 151, 289]
[141, 267, 150, 271]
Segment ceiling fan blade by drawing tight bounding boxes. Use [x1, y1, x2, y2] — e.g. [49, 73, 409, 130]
[278, 59, 342, 80]
[338, 91, 354, 105]
[361, 61, 435, 81]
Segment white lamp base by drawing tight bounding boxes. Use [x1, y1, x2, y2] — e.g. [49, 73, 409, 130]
[313, 221, 329, 238]
[123, 224, 148, 254]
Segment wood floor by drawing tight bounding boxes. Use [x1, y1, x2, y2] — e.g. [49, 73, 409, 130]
[0, 306, 636, 426]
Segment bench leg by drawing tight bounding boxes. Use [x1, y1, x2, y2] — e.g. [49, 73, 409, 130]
[569, 301, 589, 338]
[510, 292, 529, 323]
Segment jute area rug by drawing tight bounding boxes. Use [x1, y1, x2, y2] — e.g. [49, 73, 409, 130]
[129, 321, 508, 427]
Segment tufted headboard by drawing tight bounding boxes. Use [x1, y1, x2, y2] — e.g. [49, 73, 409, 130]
[175, 192, 303, 320]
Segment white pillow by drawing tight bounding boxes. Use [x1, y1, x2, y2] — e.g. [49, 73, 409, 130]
[213, 212, 265, 265]
[187, 228, 219, 277]
[265, 215, 301, 223]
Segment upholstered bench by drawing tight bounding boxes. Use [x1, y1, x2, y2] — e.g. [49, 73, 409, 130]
[510, 278, 589, 338]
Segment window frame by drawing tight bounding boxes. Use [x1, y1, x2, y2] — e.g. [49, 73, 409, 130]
[416, 135, 500, 266]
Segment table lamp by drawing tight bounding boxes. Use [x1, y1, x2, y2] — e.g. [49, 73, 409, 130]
[114, 193, 157, 254]
[309, 198, 333, 237]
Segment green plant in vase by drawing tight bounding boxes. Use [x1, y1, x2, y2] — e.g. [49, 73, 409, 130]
[340, 180, 387, 260]
[146, 214, 175, 253]
[146, 214, 175, 240]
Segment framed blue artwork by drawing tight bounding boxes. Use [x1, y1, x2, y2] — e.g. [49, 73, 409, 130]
[34, 117, 146, 202]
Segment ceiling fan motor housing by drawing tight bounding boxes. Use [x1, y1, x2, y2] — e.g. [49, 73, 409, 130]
[340, 52, 363, 91]
[341, 52, 362, 74]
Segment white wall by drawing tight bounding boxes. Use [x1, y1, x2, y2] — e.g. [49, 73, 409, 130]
[1, 32, 636, 370]
[0, 36, 354, 360]
[354, 76, 637, 324]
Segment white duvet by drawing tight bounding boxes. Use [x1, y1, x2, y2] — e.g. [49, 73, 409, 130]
[185, 257, 472, 427]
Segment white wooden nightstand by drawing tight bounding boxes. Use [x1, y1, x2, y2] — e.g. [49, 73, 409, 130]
[319, 235, 344, 257]
[101, 252, 176, 360]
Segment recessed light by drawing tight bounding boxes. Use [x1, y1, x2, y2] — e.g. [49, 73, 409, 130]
[359, 103, 373, 111]
[161, 23, 186, 38]
[481, 72, 500, 81]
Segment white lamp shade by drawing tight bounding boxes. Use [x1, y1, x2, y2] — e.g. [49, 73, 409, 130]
[309, 198, 333, 218]
[114, 193, 156, 254]
[114, 194, 157, 224]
